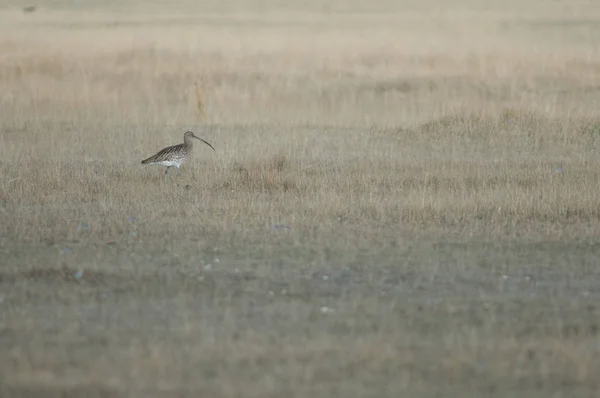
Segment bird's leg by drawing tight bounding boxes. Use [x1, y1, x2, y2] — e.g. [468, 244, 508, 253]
[164, 166, 170, 176]
[177, 167, 182, 176]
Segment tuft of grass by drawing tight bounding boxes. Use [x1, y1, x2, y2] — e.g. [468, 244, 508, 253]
[223, 154, 297, 193]
[194, 80, 205, 120]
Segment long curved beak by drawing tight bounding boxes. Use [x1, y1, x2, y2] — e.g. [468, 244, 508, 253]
[192, 134, 216, 151]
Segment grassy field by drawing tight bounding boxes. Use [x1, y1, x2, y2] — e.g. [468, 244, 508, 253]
[2, 0, 600, 396]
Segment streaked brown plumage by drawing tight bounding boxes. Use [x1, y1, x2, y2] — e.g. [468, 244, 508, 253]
[141, 131, 215, 175]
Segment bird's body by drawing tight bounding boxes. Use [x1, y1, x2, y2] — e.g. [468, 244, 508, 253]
[141, 131, 215, 175]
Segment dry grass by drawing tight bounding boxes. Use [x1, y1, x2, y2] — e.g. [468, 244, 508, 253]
[2, 0, 600, 397]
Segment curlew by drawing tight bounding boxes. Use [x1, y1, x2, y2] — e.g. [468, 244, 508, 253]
[141, 131, 215, 175]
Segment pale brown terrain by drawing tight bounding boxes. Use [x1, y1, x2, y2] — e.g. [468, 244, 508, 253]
[2, 1, 600, 397]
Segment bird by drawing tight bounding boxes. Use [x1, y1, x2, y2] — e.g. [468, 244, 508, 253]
[141, 131, 215, 175]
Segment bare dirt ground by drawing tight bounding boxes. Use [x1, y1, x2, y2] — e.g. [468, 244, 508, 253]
[2, 1, 600, 397]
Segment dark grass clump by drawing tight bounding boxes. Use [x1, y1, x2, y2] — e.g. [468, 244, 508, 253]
[220, 154, 297, 193]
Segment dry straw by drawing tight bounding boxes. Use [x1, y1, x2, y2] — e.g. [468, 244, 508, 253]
[194, 81, 205, 120]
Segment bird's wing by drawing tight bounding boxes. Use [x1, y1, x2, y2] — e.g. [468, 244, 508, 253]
[141, 144, 184, 164]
